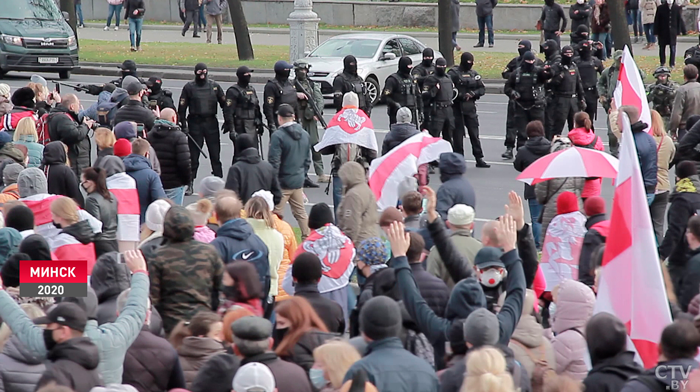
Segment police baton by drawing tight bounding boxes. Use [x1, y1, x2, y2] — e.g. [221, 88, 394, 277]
[184, 131, 209, 159]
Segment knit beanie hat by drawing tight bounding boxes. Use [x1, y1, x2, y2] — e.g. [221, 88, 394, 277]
[396, 107, 412, 124]
[462, 308, 499, 347]
[1, 252, 26, 287]
[357, 237, 388, 266]
[4, 205, 34, 232]
[113, 138, 132, 157]
[19, 234, 51, 261]
[584, 196, 606, 217]
[677, 160, 697, 179]
[113, 121, 137, 140]
[3, 163, 23, 186]
[163, 206, 195, 242]
[292, 252, 323, 283]
[185, 200, 212, 227]
[17, 168, 47, 198]
[145, 199, 172, 232]
[556, 191, 579, 215]
[198, 176, 225, 198]
[11, 87, 34, 108]
[308, 203, 334, 230]
[252, 190, 274, 211]
[0, 84, 10, 99]
[360, 296, 402, 340]
[236, 134, 257, 152]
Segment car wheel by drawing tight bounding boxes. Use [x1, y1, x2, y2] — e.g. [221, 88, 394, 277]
[365, 76, 380, 106]
[59, 70, 71, 80]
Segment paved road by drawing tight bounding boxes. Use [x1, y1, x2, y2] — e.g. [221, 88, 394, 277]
[0, 72, 618, 233]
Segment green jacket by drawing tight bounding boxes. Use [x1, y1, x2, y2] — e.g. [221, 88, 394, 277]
[597, 65, 646, 110]
[0, 272, 149, 384]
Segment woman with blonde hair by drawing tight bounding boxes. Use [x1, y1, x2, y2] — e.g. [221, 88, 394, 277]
[13, 117, 43, 167]
[311, 340, 362, 391]
[94, 128, 116, 168]
[50, 196, 97, 273]
[245, 195, 283, 299]
[650, 109, 675, 243]
[139, 198, 174, 262]
[461, 347, 515, 392]
[186, 198, 216, 243]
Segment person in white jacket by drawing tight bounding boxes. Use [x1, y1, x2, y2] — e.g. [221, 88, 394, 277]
[105, 0, 124, 31]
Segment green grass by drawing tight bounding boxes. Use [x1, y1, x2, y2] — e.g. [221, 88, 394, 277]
[293, 227, 302, 244]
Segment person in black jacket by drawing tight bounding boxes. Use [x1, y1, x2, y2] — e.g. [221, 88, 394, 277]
[578, 197, 609, 288]
[583, 313, 642, 392]
[113, 76, 156, 132]
[406, 231, 449, 318]
[33, 303, 102, 392]
[678, 216, 700, 312]
[659, 161, 700, 292]
[41, 141, 84, 207]
[381, 107, 420, 155]
[48, 94, 94, 178]
[224, 134, 282, 206]
[654, 0, 682, 68]
[539, 0, 567, 47]
[569, 0, 591, 32]
[91, 252, 132, 325]
[147, 108, 191, 206]
[290, 252, 345, 335]
[119, 289, 186, 392]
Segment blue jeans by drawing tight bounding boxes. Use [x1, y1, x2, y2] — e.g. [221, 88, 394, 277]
[199, 3, 207, 27]
[129, 17, 143, 47]
[627, 9, 641, 37]
[75, 4, 84, 25]
[332, 175, 342, 222]
[528, 199, 543, 248]
[165, 186, 186, 206]
[477, 14, 494, 45]
[592, 32, 609, 59]
[647, 193, 655, 206]
[451, 32, 458, 48]
[107, 4, 122, 27]
[644, 23, 656, 43]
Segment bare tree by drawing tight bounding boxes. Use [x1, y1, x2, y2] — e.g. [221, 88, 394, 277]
[438, 0, 454, 66]
[607, 0, 632, 54]
[59, 0, 77, 38]
[226, 0, 255, 60]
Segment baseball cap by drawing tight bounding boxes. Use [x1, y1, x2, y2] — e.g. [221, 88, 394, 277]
[277, 103, 295, 118]
[474, 247, 505, 269]
[232, 362, 276, 392]
[447, 204, 475, 226]
[122, 75, 144, 96]
[33, 302, 88, 332]
[120, 59, 137, 71]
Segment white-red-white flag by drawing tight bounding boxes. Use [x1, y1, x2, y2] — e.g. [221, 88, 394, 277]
[613, 46, 652, 133]
[368, 132, 452, 210]
[20, 193, 102, 248]
[106, 173, 140, 242]
[314, 107, 378, 153]
[594, 113, 672, 368]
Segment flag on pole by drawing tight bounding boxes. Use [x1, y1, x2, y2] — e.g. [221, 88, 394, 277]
[106, 173, 140, 243]
[594, 112, 672, 368]
[314, 107, 378, 153]
[368, 132, 452, 210]
[613, 46, 652, 133]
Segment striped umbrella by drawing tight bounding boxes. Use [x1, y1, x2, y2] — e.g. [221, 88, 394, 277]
[516, 147, 619, 185]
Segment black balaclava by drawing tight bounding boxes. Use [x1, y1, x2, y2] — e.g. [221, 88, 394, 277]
[422, 48, 434, 67]
[561, 45, 574, 65]
[435, 58, 447, 77]
[518, 40, 532, 58]
[545, 0, 554, 6]
[236, 66, 252, 87]
[576, 25, 589, 40]
[146, 76, 162, 95]
[398, 56, 413, 76]
[344, 55, 358, 75]
[194, 63, 208, 85]
[521, 51, 536, 72]
[543, 39, 560, 60]
[579, 41, 592, 60]
[274, 61, 291, 81]
[460, 52, 474, 72]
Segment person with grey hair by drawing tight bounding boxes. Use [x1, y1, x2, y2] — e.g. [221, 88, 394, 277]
[382, 107, 419, 155]
[118, 288, 186, 392]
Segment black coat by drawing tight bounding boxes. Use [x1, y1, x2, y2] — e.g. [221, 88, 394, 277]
[410, 263, 450, 318]
[113, 100, 156, 132]
[42, 141, 84, 207]
[34, 338, 101, 392]
[382, 123, 420, 155]
[225, 147, 282, 205]
[240, 352, 313, 392]
[190, 352, 240, 392]
[679, 248, 700, 312]
[654, 3, 683, 45]
[659, 177, 700, 273]
[122, 327, 186, 392]
[278, 330, 335, 373]
[514, 136, 551, 200]
[583, 352, 642, 392]
[578, 214, 608, 287]
[147, 120, 191, 189]
[294, 283, 345, 334]
[47, 106, 91, 178]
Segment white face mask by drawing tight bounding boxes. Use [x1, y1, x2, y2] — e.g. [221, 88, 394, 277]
[577, 0, 584, 4]
[479, 269, 504, 288]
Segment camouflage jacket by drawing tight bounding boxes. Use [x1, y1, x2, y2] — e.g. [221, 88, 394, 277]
[647, 81, 679, 117]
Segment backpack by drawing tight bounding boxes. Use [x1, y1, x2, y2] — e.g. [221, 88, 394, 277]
[95, 101, 119, 128]
[630, 374, 667, 392]
[404, 329, 435, 368]
[510, 339, 555, 386]
[36, 113, 52, 146]
[332, 143, 365, 172]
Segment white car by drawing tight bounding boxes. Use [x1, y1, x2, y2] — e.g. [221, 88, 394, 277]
[300, 33, 443, 106]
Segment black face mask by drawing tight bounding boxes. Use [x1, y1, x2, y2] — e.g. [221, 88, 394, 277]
[52, 221, 61, 229]
[398, 57, 413, 75]
[296, 69, 308, 81]
[148, 81, 162, 95]
[562, 54, 573, 65]
[422, 48, 434, 68]
[276, 70, 291, 81]
[518, 46, 527, 57]
[522, 61, 535, 72]
[460, 53, 474, 71]
[121, 69, 136, 79]
[580, 45, 591, 58]
[195, 63, 208, 85]
[435, 66, 446, 77]
[43, 329, 57, 352]
[344, 56, 358, 75]
[273, 327, 289, 343]
[237, 74, 251, 87]
[545, 0, 554, 5]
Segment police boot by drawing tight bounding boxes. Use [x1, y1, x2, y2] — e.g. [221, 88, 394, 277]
[304, 175, 320, 188]
[475, 158, 491, 168]
[501, 148, 514, 160]
[186, 181, 194, 196]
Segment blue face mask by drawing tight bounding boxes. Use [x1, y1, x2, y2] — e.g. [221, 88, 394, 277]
[309, 368, 328, 389]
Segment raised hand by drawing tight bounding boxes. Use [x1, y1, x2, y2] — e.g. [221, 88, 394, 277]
[505, 191, 525, 230]
[387, 221, 411, 258]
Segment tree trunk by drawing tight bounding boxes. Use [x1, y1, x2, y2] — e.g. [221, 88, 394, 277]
[226, 0, 255, 60]
[60, 0, 78, 41]
[608, 0, 632, 55]
[438, 0, 454, 66]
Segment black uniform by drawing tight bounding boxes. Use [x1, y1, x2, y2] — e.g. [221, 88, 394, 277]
[574, 41, 604, 130]
[82, 60, 143, 96]
[449, 52, 486, 162]
[541, 40, 562, 134]
[422, 58, 455, 145]
[383, 56, 421, 126]
[333, 55, 372, 116]
[546, 45, 585, 139]
[684, 43, 700, 70]
[412, 48, 436, 93]
[224, 66, 263, 162]
[145, 76, 176, 111]
[263, 61, 300, 133]
[504, 52, 548, 147]
[178, 63, 226, 180]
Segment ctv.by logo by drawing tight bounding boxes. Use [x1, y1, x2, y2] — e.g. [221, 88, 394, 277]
[654, 365, 695, 390]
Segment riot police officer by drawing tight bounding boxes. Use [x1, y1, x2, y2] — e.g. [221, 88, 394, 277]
[333, 55, 372, 116]
[546, 45, 586, 139]
[293, 60, 325, 187]
[146, 75, 176, 111]
[684, 37, 700, 70]
[423, 58, 455, 146]
[541, 39, 561, 133]
[504, 51, 548, 150]
[647, 66, 678, 130]
[178, 63, 226, 193]
[383, 56, 421, 126]
[412, 48, 436, 92]
[574, 40, 604, 131]
[81, 60, 144, 96]
[224, 66, 263, 163]
[264, 61, 300, 133]
[449, 52, 489, 168]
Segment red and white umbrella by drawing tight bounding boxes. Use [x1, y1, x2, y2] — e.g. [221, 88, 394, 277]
[516, 147, 619, 185]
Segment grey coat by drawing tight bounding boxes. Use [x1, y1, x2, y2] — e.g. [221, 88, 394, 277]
[535, 177, 584, 238]
[85, 191, 119, 242]
[476, 0, 497, 17]
[0, 336, 45, 392]
[452, 0, 460, 32]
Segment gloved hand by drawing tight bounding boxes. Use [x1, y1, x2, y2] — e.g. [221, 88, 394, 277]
[579, 100, 587, 111]
[510, 91, 521, 100]
[228, 130, 236, 143]
[222, 122, 232, 134]
[180, 123, 189, 134]
[268, 124, 277, 134]
[83, 85, 103, 96]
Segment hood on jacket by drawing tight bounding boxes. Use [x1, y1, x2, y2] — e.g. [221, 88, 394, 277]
[511, 289, 545, 347]
[445, 277, 486, 320]
[439, 152, 467, 182]
[97, 155, 126, 177]
[123, 154, 152, 172]
[524, 136, 552, 156]
[90, 251, 131, 303]
[178, 336, 225, 359]
[236, 148, 261, 165]
[280, 122, 303, 141]
[0, 144, 24, 164]
[674, 175, 700, 194]
[568, 127, 597, 146]
[389, 122, 419, 138]
[0, 227, 21, 267]
[150, 119, 181, 136]
[3, 335, 44, 365]
[586, 312, 630, 366]
[17, 167, 48, 197]
[217, 218, 255, 241]
[630, 121, 649, 134]
[42, 141, 67, 167]
[61, 219, 96, 245]
[47, 337, 100, 370]
[552, 279, 596, 334]
[338, 161, 366, 193]
[110, 88, 129, 105]
[19, 234, 52, 261]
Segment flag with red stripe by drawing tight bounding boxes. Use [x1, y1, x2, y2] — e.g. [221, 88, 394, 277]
[20, 193, 102, 248]
[106, 173, 140, 242]
[51, 233, 97, 274]
[368, 132, 452, 210]
[594, 112, 672, 368]
[314, 107, 378, 153]
[613, 46, 652, 134]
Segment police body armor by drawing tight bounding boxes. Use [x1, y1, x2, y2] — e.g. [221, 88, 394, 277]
[273, 79, 299, 111]
[232, 84, 259, 129]
[388, 73, 417, 109]
[650, 83, 675, 117]
[554, 64, 578, 96]
[575, 59, 599, 94]
[434, 76, 453, 107]
[412, 65, 435, 90]
[453, 69, 481, 113]
[340, 73, 369, 110]
[515, 69, 545, 104]
[295, 78, 316, 121]
[189, 80, 220, 117]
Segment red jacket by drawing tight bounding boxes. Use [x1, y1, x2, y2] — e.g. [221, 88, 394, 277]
[568, 127, 604, 198]
[0, 107, 36, 132]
